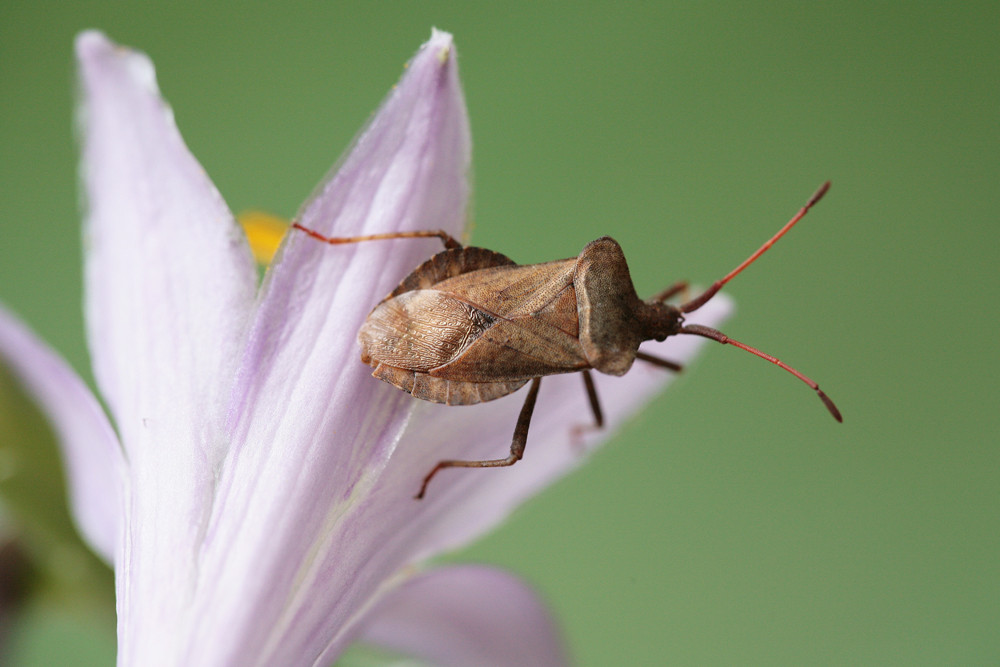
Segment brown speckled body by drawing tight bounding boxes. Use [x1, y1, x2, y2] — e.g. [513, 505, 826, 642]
[359, 237, 660, 405]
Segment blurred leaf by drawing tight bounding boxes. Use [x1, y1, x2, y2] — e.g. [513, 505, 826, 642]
[4, 603, 116, 667]
[0, 361, 114, 627]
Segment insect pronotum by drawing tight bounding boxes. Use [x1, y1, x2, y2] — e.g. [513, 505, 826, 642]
[294, 182, 841, 499]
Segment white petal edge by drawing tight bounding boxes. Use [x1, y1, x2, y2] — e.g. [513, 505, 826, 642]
[352, 565, 569, 667]
[0, 304, 123, 563]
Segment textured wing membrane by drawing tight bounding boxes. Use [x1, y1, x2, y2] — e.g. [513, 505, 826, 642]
[360, 247, 590, 405]
[429, 259, 588, 380]
[433, 259, 578, 323]
[360, 290, 493, 372]
[432, 316, 587, 381]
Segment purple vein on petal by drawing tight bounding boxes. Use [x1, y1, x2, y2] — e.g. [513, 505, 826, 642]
[181, 31, 473, 665]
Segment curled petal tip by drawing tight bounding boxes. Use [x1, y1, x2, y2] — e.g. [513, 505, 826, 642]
[429, 27, 454, 44]
[75, 30, 158, 95]
[426, 28, 455, 63]
[74, 29, 110, 57]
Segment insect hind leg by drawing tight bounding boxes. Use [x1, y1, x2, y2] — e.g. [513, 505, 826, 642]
[415, 377, 542, 499]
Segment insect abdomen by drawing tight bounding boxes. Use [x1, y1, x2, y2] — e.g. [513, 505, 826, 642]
[371, 362, 529, 405]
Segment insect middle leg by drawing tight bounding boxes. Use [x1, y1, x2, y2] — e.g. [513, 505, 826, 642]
[415, 377, 542, 500]
[570, 370, 605, 447]
[570, 357, 683, 448]
[635, 351, 683, 372]
[581, 370, 604, 429]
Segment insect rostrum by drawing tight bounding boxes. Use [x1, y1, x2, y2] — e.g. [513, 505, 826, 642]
[293, 182, 841, 499]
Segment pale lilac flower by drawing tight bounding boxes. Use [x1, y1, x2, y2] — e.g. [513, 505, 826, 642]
[0, 30, 730, 666]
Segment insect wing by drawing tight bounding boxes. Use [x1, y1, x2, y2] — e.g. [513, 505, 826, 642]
[431, 315, 588, 381]
[429, 259, 590, 381]
[433, 258, 577, 325]
[360, 290, 492, 372]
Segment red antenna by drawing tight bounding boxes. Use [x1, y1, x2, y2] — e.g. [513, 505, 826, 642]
[681, 181, 830, 313]
[679, 182, 841, 422]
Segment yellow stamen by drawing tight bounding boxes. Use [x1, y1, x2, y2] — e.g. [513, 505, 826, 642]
[239, 210, 289, 266]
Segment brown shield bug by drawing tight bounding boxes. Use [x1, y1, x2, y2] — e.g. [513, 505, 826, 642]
[293, 182, 841, 498]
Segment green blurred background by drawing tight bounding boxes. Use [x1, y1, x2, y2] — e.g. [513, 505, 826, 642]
[1, 2, 997, 665]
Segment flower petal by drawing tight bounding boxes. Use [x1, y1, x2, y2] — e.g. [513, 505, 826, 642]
[0, 305, 123, 563]
[175, 29, 474, 665]
[351, 565, 569, 667]
[76, 30, 257, 458]
[76, 31, 259, 657]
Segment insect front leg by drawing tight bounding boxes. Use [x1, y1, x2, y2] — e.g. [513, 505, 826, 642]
[415, 377, 542, 500]
[292, 223, 462, 250]
[651, 280, 690, 304]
